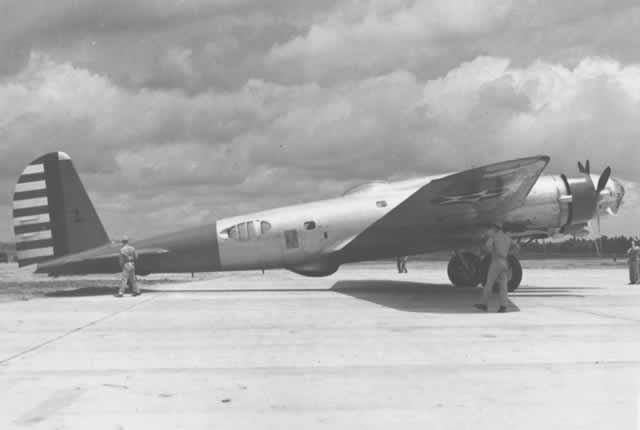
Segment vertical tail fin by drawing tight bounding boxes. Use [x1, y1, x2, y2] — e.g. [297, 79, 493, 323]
[12, 152, 110, 267]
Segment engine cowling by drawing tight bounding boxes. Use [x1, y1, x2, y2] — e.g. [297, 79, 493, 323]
[560, 174, 598, 227]
[504, 165, 623, 237]
[558, 163, 613, 234]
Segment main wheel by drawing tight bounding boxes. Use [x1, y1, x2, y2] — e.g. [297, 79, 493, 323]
[481, 255, 523, 292]
[506, 255, 523, 292]
[447, 253, 482, 287]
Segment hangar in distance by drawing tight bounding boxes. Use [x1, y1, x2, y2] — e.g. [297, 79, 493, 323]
[12, 152, 625, 291]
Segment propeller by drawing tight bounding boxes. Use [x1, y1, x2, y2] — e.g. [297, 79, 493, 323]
[577, 161, 589, 174]
[596, 166, 611, 194]
[575, 160, 612, 257]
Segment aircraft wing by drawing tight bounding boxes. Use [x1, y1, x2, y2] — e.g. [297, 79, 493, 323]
[381, 155, 549, 228]
[338, 155, 550, 257]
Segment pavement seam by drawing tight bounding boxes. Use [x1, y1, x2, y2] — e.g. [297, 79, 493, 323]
[542, 304, 640, 323]
[0, 295, 158, 366]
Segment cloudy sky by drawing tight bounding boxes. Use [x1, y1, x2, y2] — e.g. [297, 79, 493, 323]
[1, 0, 639, 241]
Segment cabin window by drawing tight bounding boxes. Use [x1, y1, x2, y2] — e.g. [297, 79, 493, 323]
[238, 222, 248, 241]
[221, 220, 271, 241]
[304, 221, 316, 230]
[284, 230, 299, 249]
[376, 200, 387, 208]
[247, 221, 258, 240]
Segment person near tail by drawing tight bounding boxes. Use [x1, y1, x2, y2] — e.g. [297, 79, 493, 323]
[474, 222, 518, 313]
[117, 236, 140, 297]
[396, 256, 408, 273]
[626, 240, 640, 284]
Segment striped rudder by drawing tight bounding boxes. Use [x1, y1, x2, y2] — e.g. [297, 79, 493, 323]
[13, 152, 110, 267]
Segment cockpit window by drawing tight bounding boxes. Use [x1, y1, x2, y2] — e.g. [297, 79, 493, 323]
[221, 220, 272, 241]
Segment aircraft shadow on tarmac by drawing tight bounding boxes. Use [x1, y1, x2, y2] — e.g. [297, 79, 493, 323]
[329, 280, 592, 313]
[330, 280, 518, 314]
[43, 280, 590, 312]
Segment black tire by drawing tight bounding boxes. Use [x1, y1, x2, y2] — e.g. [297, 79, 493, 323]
[482, 255, 523, 292]
[507, 255, 522, 292]
[447, 253, 481, 287]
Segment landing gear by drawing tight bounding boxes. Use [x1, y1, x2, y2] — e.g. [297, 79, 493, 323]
[447, 252, 482, 287]
[480, 255, 523, 292]
[447, 253, 523, 291]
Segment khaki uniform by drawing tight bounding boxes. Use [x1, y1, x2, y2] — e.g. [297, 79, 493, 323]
[627, 245, 640, 284]
[118, 244, 139, 295]
[480, 230, 515, 308]
[397, 256, 408, 273]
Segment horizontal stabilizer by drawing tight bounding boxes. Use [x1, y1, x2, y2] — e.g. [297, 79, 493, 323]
[35, 246, 170, 275]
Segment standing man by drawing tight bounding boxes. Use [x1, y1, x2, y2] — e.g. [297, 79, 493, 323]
[396, 256, 408, 273]
[117, 236, 140, 297]
[474, 222, 518, 313]
[626, 239, 640, 284]
[401, 256, 408, 273]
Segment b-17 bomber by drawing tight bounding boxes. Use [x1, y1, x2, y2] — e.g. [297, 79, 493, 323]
[12, 152, 624, 291]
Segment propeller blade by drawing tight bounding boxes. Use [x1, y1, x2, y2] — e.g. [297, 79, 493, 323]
[596, 166, 612, 193]
[585, 160, 590, 175]
[578, 161, 585, 173]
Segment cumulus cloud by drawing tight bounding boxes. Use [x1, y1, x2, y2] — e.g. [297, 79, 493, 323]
[1, 1, 640, 240]
[269, 0, 513, 79]
[417, 56, 640, 177]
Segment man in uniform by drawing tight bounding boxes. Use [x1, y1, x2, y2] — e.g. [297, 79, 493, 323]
[474, 222, 518, 313]
[626, 239, 640, 284]
[116, 236, 140, 297]
[396, 256, 408, 273]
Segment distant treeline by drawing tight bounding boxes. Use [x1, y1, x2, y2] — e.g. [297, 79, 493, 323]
[521, 236, 636, 257]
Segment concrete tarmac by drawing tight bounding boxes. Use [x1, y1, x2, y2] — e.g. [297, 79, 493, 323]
[1, 261, 640, 429]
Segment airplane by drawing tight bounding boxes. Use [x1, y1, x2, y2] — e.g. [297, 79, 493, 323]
[12, 152, 625, 291]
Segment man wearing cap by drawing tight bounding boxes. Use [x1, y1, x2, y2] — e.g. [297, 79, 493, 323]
[626, 239, 640, 284]
[117, 236, 140, 297]
[474, 222, 518, 313]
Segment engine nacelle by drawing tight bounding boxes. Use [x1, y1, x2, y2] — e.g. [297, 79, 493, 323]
[560, 174, 597, 226]
[504, 173, 624, 237]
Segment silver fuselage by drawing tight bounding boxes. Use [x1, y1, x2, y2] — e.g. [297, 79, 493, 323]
[213, 174, 624, 271]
